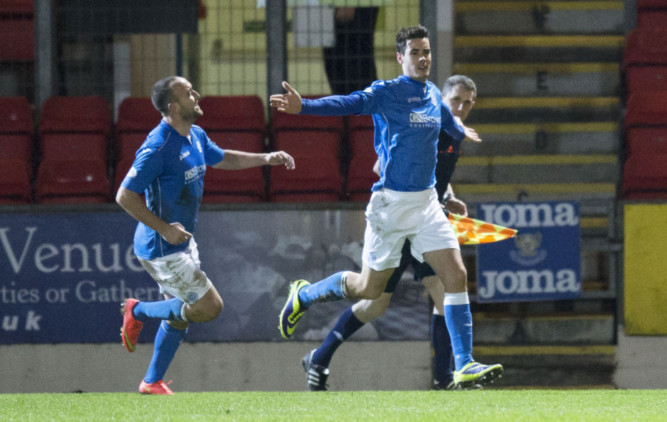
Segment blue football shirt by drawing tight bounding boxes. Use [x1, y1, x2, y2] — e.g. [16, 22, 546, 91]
[300, 75, 464, 192]
[121, 120, 224, 259]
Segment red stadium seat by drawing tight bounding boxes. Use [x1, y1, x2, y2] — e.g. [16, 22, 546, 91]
[38, 97, 111, 201]
[40, 133, 107, 165]
[202, 167, 265, 203]
[0, 97, 34, 179]
[114, 97, 156, 170]
[622, 153, 667, 198]
[116, 97, 160, 133]
[0, 96, 33, 134]
[623, 29, 667, 69]
[0, 1, 34, 62]
[36, 160, 110, 204]
[268, 101, 344, 202]
[207, 130, 265, 154]
[625, 92, 667, 127]
[0, 0, 34, 14]
[271, 110, 344, 132]
[637, 0, 667, 29]
[625, 65, 667, 94]
[116, 132, 147, 163]
[0, 134, 33, 178]
[270, 192, 342, 202]
[202, 132, 266, 203]
[113, 157, 134, 194]
[195, 96, 268, 202]
[269, 130, 342, 202]
[625, 127, 667, 156]
[347, 114, 374, 131]
[39, 96, 111, 135]
[346, 128, 377, 201]
[0, 159, 31, 204]
[637, 10, 667, 30]
[637, 0, 666, 7]
[197, 95, 266, 133]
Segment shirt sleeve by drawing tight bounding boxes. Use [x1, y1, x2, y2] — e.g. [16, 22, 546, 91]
[300, 93, 366, 116]
[121, 145, 163, 194]
[441, 103, 465, 141]
[203, 132, 225, 166]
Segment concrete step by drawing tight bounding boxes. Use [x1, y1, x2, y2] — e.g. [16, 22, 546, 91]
[474, 344, 616, 387]
[455, 34, 625, 62]
[455, 1, 625, 35]
[454, 182, 617, 203]
[467, 96, 621, 123]
[473, 313, 615, 344]
[452, 154, 620, 184]
[460, 122, 620, 155]
[453, 62, 621, 96]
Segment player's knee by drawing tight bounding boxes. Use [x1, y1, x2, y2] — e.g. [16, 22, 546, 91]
[457, 265, 468, 283]
[188, 296, 223, 323]
[451, 266, 468, 290]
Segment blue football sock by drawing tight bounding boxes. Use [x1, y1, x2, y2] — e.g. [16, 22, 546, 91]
[144, 321, 187, 384]
[312, 306, 364, 368]
[298, 271, 347, 308]
[444, 293, 473, 371]
[133, 298, 186, 322]
[431, 314, 453, 385]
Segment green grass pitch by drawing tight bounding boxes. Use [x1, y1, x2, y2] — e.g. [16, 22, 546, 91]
[2, 390, 666, 421]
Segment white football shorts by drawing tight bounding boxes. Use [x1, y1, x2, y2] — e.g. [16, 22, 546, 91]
[363, 188, 460, 271]
[138, 239, 213, 304]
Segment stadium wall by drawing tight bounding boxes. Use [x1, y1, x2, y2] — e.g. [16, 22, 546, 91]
[0, 341, 432, 393]
[3, 335, 667, 393]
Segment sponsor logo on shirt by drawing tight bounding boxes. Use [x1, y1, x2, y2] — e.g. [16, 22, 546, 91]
[184, 164, 206, 184]
[409, 112, 441, 127]
[407, 97, 422, 103]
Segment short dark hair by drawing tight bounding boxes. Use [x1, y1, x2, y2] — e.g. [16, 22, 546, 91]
[395, 25, 429, 54]
[443, 75, 477, 99]
[151, 76, 179, 116]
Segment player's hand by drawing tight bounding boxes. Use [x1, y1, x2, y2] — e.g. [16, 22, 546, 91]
[161, 222, 193, 245]
[462, 124, 482, 143]
[269, 81, 302, 114]
[445, 197, 468, 216]
[266, 151, 295, 170]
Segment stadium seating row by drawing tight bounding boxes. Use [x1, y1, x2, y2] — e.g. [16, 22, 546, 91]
[0, 0, 34, 62]
[0, 95, 378, 205]
[621, 13, 667, 200]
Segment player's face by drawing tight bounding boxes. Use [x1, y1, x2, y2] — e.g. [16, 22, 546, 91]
[170, 78, 203, 123]
[444, 84, 475, 122]
[397, 38, 431, 83]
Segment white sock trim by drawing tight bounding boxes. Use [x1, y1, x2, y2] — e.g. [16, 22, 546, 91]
[444, 292, 470, 306]
[340, 271, 351, 299]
